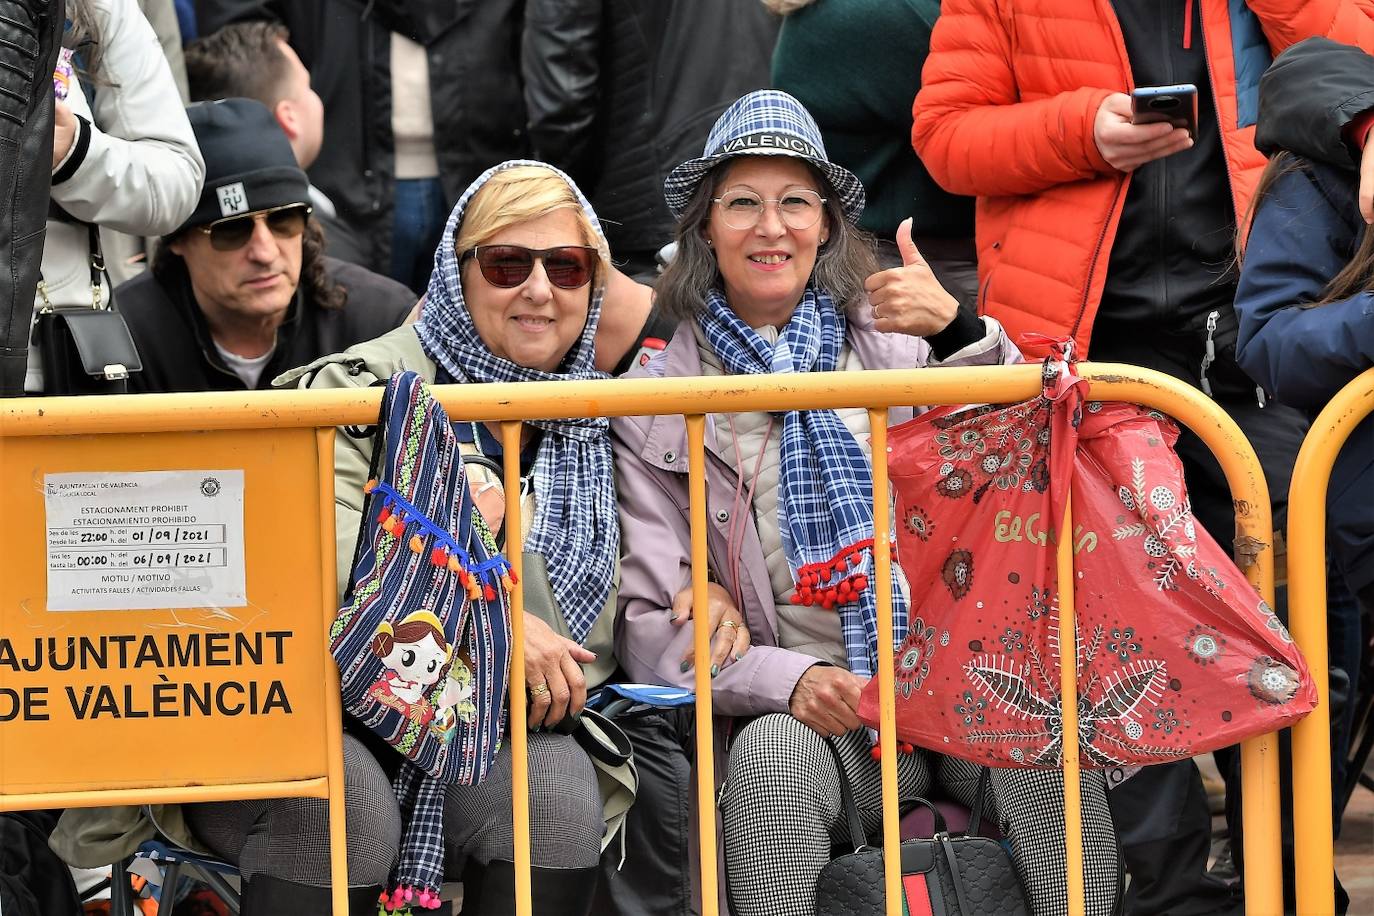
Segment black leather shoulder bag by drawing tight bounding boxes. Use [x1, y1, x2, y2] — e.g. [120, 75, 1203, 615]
[32, 222, 141, 395]
[814, 740, 1031, 916]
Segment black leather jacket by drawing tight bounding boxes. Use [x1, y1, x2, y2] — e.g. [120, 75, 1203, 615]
[196, 0, 529, 280]
[522, 0, 778, 267]
[0, 0, 63, 396]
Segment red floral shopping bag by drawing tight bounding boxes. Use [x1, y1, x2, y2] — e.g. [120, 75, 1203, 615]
[858, 343, 1316, 768]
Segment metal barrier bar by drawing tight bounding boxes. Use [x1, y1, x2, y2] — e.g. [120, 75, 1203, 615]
[318, 427, 350, 916]
[502, 421, 534, 916]
[687, 414, 721, 916]
[1287, 367, 1374, 915]
[0, 778, 332, 811]
[0, 366, 1053, 435]
[869, 409, 902, 913]
[1080, 370, 1282, 915]
[1059, 498, 1086, 916]
[0, 361, 1289, 916]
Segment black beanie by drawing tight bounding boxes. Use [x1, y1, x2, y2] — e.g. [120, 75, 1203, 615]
[177, 98, 310, 233]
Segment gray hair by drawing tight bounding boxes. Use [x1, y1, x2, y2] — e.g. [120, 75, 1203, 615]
[654, 160, 877, 322]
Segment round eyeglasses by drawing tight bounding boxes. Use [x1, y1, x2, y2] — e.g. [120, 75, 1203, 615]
[711, 188, 827, 231]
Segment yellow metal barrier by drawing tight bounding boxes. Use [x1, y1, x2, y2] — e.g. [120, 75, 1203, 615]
[0, 424, 350, 915]
[1287, 367, 1374, 916]
[0, 360, 1285, 916]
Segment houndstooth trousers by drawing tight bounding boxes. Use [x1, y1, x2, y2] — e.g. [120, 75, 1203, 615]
[719, 714, 1120, 916]
[186, 731, 603, 886]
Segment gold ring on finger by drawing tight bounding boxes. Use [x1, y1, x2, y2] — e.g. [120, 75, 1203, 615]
[529, 682, 550, 697]
[719, 620, 741, 630]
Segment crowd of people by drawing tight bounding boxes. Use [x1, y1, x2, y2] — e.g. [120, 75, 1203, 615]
[3, 0, 1374, 914]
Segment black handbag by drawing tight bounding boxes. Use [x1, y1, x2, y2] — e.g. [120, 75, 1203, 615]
[32, 223, 141, 395]
[814, 741, 1031, 916]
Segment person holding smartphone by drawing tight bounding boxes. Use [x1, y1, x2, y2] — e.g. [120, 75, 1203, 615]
[914, 1, 1374, 914]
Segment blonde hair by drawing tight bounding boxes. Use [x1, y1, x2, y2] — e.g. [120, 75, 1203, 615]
[454, 165, 610, 288]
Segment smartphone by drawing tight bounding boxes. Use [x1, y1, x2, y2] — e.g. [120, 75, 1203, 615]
[1130, 84, 1198, 139]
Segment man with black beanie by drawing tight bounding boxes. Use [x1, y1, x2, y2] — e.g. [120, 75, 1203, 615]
[118, 98, 415, 393]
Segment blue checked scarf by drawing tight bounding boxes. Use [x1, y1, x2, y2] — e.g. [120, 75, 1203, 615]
[697, 286, 908, 678]
[414, 161, 617, 644]
[392, 763, 446, 904]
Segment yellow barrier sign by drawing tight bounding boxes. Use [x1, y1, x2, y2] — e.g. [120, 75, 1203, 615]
[0, 428, 334, 799]
[43, 469, 246, 611]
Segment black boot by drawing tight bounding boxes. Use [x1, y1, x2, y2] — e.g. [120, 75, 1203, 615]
[240, 874, 384, 916]
[463, 860, 599, 916]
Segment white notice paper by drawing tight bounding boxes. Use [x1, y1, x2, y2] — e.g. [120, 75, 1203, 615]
[44, 470, 246, 611]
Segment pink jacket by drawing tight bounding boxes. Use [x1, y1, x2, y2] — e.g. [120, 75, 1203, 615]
[611, 310, 1021, 713]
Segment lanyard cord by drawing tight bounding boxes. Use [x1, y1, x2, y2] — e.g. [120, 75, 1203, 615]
[723, 412, 775, 614]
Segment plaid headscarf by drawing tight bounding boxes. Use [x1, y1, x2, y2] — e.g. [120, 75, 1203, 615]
[697, 286, 908, 678]
[414, 160, 617, 644]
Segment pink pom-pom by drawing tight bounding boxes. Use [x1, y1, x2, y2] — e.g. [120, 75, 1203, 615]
[404, 886, 415, 902]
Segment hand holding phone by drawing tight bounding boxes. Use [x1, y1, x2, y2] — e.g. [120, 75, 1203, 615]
[1130, 84, 1198, 140]
[1094, 92, 1194, 173]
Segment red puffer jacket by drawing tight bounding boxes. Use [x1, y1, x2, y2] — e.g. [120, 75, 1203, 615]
[913, 0, 1374, 358]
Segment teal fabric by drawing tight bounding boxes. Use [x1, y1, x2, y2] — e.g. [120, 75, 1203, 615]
[1229, 0, 1271, 129]
[770, 0, 974, 240]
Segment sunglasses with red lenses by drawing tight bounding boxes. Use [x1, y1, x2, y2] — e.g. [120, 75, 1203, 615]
[462, 245, 597, 290]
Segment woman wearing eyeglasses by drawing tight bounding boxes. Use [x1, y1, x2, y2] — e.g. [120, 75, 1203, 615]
[611, 91, 1122, 916]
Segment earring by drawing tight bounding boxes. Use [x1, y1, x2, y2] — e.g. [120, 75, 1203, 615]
[706, 239, 713, 247]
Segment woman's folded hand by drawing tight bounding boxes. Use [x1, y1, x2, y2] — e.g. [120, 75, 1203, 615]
[670, 581, 751, 676]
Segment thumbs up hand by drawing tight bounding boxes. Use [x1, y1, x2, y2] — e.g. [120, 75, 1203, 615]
[863, 218, 959, 338]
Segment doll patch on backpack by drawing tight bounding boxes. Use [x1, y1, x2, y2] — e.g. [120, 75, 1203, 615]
[366, 610, 478, 738]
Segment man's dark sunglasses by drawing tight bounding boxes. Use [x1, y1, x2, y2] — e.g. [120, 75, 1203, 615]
[197, 204, 313, 252]
[461, 245, 597, 290]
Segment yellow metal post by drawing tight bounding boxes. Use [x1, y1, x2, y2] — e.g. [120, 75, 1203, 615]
[1058, 498, 1085, 916]
[867, 410, 902, 916]
[1076, 368, 1282, 915]
[318, 428, 349, 916]
[686, 414, 720, 916]
[502, 421, 533, 916]
[1286, 369, 1374, 915]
